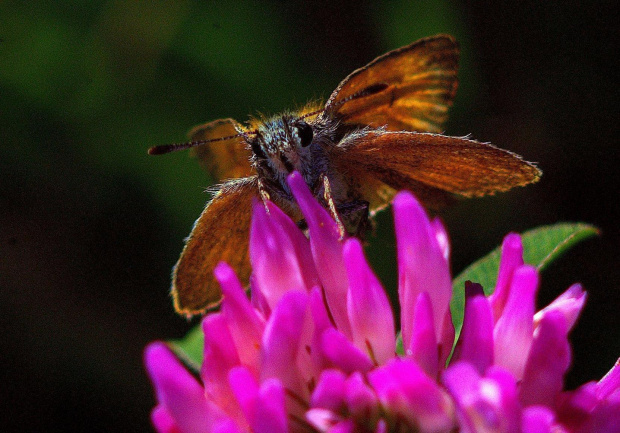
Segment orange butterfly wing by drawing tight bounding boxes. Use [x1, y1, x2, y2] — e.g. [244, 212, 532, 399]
[325, 34, 459, 133]
[172, 176, 259, 316]
[188, 118, 254, 182]
[330, 131, 541, 211]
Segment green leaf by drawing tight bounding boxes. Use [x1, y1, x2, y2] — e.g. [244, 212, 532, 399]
[168, 324, 204, 372]
[450, 222, 598, 339]
[523, 223, 600, 271]
[395, 332, 404, 356]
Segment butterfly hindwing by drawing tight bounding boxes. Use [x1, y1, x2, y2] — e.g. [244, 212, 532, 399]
[189, 118, 254, 182]
[172, 176, 259, 316]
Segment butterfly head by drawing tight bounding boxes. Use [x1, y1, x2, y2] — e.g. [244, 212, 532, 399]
[249, 115, 321, 191]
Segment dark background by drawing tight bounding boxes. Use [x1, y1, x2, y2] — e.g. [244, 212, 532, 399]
[1, 1, 618, 431]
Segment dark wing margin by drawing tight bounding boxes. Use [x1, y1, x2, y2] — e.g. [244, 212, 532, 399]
[324, 35, 459, 133]
[172, 176, 259, 316]
[189, 118, 254, 182]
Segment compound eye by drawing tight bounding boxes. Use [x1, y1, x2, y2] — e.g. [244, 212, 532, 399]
[296, 121, 313, 148]
[251, 140, 267, 160]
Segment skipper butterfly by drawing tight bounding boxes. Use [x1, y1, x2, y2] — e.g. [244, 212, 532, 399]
[149, 35, 540, 316]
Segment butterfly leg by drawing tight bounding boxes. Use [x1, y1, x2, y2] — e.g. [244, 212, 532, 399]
[321, 174, 347, 239]
[337, 200, 371, 240]
[293, 200, 369, 239]
[257, 179, 272, 214]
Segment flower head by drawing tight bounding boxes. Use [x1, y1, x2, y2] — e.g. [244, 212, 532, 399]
[146, 172, 619, 432]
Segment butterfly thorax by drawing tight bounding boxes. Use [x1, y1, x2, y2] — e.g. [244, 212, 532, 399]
[248, 113, 338, 200]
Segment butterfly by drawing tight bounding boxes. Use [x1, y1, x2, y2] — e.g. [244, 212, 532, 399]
[149, 34, 541, 317]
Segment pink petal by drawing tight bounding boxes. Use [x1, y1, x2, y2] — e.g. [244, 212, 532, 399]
[250, 200, 316, 309]
[310, 369, 347, 411]
[597, 358, 620, 400]
[201, 314, 243, 422]
[493, 265, 538, 379]
[443, 362, 520, 433]
[430, 217, 450, 262]
[266, 200, 320, 289]
[305, 408, 343, 431]
[393, 191, 452, 351]
[228, 366, 259, 426]
[145, 342, 220, 433]
[521, 406, 555, 433]
[369, 358, 455, 432]
[254, 379, 288, 433]
[489, 233, 524, 321]
[375, 419, 387, 433]
[215, 262, 265, 373]
[485, 366, 522, 430]
[556, 382, 599, 429]
[330, 419, 355, 433]
[406, 291, 438, 378]
[442, 362, 480, 433]
[534, 283, 586, 332]
[310, 286, 333, 332]
[579, 391, 620, 433]
[229, 369, 288, 433]
[343, 238, 395, 364]
[557, 380, 620, 432]
[520, 311, 570, 407]
[249, 274, 271, 318]
[211, 419, 244, 433]
[309, 287, 334, 372]
[439, 308, 455, 368]
[261, 290, 309, 400]
[452, 283, 494, 374]
[345, 372, 379, 420]
[288, 171, 352, 338]
[555, 362, 620, 432]
[321, 328, 374, 374]
[151, 405, 180, 433]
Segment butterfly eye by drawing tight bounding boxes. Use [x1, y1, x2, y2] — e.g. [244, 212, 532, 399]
[296, 121, 313, 147]
[251, 140, 267, 160]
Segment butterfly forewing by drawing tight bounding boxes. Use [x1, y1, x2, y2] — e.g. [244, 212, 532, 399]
[172, 177, 259, 316]
[189, 118, 254, 182]
[331, 131, 541, 201]
[325, 35, 459, 133]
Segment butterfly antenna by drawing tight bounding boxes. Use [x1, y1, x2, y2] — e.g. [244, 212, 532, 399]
[297, 108, 325, 121]
[148, 130, 258, 155]
[332, 83, 389, 109]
